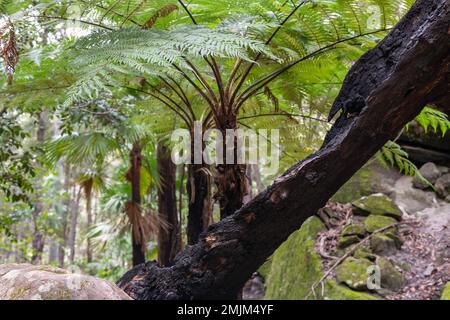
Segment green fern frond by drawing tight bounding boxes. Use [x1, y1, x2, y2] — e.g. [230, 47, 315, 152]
[414, 106, 450, 137]
[377, 140, 432, 187]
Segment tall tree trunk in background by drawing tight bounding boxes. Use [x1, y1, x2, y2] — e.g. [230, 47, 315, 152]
[31, 111, 46, 263]
[83, 180, 94, 263]
[127, 142, 146, 266]
[118, 0, 450, 299]
[68, 186, 81, 264]
[157, 143, 181, 267]
[58, 164, 71, 268]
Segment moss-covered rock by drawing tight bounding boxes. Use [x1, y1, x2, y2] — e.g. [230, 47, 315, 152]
[264, 216, 378, 300]
[377, 257, 405, 292]
[257, 257, 272, 280]
[364, 215, 397, 233]
[354, 247, 377, 261]
[0, 264, 131, 300]
[264, 217, 326, 299]
[352, 194, 402, 219]
[335, 257, 373, 291]
[342, 223, 366, 237]
[370, 233, 398, 255]
[324, 280, 377, 300]
[338, 235, 359, 249]
[441, 282, 450, 300]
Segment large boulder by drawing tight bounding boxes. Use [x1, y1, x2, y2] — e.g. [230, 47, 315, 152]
[0, 264, 131, 300]
[352, 194, 402, 219]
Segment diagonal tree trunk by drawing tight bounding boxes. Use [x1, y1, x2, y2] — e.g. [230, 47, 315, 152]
[118, 0, 450, 299]
[157, 142, 181, 267]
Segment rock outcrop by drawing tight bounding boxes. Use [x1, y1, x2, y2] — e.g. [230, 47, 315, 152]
[0, 264, 131, 300]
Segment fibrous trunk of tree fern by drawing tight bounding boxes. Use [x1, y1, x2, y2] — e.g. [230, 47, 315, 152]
[215, 117, 248, 219]
[118, 0, 450, 299]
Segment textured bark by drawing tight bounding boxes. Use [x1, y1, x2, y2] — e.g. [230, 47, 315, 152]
[118, 0, 450, 300]
[157, 143, 181, 267]
[215, 119, 248, 219]
[186, 163, 212, 244]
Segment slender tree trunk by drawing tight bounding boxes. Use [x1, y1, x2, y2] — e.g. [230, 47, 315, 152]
[157, 143, 181, 267]
[86, 187, 93, 263]
[68, 186, 81, 264]
[118, 0, 450, 299]
[31, 111, 46, 263]
[127, 142, 146, 266]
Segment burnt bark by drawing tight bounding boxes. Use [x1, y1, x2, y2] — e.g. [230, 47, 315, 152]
[186, 163, 212, 244]
[118, 0, 450, 299]
[157, 143, 181, 267]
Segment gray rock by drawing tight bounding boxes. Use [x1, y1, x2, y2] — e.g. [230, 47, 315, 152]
[377, 257, 405, 292]
[370, 233, 398, 255]
[435, 173, 450, 198]
[393, 176, 437, 214]
[413, 162, 441, 189]
[0, 264, 131, 300]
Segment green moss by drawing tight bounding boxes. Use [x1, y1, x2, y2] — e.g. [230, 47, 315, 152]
[264, 216, 326, 300]
[324, 280, 377, 300]
[364, 215, 397, 233]
[257, 257, 272, 280]
[342, 223, 366, 237]
[332, 166, 375, 203]
[441, 282, 450, 300]
[370, 233, 398, 255]
[335, 257, 373, 291]
[352, 194, 402, 219]
[337, 235, 359, 249]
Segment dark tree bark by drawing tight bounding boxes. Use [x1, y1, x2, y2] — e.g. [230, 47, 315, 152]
[118, 0, 450, 299]
[127, 143, 146, 267]
[215, 118, 248, 219]
[186, 163, 212, 244]
[157, 143, 181, 267]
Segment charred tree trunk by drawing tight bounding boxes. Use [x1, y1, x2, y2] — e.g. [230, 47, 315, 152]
[157, 143, 181, 267]
[118, 0, 450, 299]
[186, 163, 212, 244]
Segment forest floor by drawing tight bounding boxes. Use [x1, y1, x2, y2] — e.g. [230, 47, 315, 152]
[243, 199, 450, 300]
